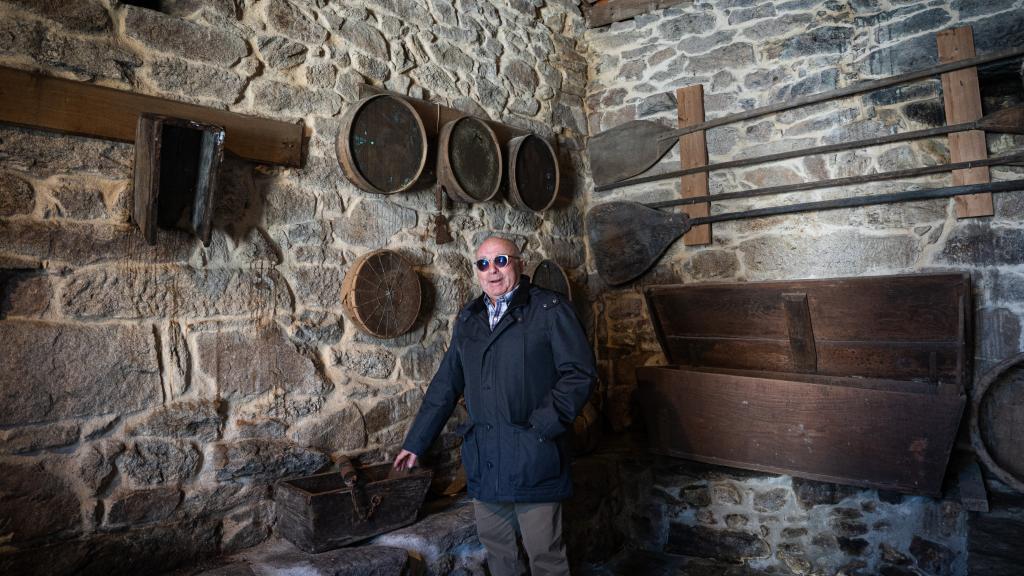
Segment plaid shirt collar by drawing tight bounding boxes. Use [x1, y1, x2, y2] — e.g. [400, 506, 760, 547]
[484, 283, 520, 331]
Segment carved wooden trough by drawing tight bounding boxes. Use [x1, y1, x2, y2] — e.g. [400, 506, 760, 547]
[275, 464, 433, 553]
[637, 273, 970, 495]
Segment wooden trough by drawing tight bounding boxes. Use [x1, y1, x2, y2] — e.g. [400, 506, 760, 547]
[275, 464, 433, 553]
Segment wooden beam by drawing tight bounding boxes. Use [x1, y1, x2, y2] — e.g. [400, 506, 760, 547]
[585, 0, 689, 28]
[937, 26, 993, 218]
[0, 66, 303, 167]
[677, 85, 711, 246]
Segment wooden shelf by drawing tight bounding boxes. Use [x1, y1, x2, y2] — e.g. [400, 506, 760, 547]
[0, 66, 303, 167]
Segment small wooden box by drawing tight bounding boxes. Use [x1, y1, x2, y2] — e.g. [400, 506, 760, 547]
[637, 273, 970, 496]
[133, 114, 224, 246]
[275, 464, 433, 553]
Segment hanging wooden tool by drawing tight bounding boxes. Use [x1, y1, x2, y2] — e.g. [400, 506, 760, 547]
[337, 94, 431, 195]
[971, 353, 1024, 494]
[507, 134, 562, 212]
[588, 45, 1024, 187]
[531, 259, 572, 300]
[587, 179, 1024, 286]
[596, 106, 1024, 193]
[133, 114, 225, 246]
[341, 250, 422, 338]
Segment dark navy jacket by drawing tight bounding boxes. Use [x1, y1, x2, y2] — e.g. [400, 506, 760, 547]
[402, 276, 596, 502]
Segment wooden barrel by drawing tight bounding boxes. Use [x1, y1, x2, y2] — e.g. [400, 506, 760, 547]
[341, 250, 421, 339]
[971, 353, 1024, 492]
[531, 259, 571, 300]
[438, 116, 502, 203]
[507, 134, 560, 212]
[337, 94, 429, 195]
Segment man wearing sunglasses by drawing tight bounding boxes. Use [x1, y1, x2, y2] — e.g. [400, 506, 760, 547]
[394, 235, 596, 576]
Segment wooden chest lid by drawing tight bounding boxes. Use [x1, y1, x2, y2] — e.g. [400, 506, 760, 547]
[644, 273, 971, 389]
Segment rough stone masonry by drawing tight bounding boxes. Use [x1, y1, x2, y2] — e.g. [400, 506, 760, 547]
[0, 0, 588, 574]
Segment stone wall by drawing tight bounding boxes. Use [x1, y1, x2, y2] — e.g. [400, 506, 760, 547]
[580, 1, 1024, 575]
[0, 0, 588, 574]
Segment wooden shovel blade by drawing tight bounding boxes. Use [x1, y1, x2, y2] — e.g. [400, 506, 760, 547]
[978, 106, 1024, 134]
[586, 201, 689, 286]
[589, 120, 677, 187]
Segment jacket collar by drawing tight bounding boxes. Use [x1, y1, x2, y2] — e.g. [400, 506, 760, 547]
[466, 275, 532, 317]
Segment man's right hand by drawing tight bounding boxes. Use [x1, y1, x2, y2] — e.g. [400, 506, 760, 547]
[393, 449, 418, 470]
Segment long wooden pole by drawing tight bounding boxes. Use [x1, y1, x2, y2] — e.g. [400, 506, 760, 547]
[645, 152, 1024, 209]
[653, 46, 1024, 143]
[595, 107, 1024, 192]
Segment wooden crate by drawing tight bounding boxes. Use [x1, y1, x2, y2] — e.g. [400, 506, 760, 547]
[275, 464, 433, 553]
[637, 273, 971, 495]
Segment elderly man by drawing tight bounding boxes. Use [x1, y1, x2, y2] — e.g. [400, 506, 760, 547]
[394, 235, 596, 576]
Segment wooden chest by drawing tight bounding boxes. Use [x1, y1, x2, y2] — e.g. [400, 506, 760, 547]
[275, 464, 433, 553]
[637, 273, 970, 495]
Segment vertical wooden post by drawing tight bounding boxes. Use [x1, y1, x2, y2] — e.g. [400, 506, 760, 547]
[937, 26, 993, 218]
[677, 85, 711, 245]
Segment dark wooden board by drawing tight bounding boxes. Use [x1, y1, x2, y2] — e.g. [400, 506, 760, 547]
[637, 366, 965, 495]
[531, 260, 572, 300]
[0, 66, 301, 166]
[645, 273, 971, 387]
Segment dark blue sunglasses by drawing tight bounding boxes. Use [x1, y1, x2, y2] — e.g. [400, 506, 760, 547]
[475, 254, 517, 272]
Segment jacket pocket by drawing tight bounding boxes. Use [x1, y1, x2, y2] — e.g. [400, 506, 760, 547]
[514, 427, 561, 487]
[456, 422, 479, 480]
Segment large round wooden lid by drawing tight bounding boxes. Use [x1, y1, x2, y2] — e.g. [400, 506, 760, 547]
[342, 250, 421, 339]
[438, 116, 502, 203]
[508, 134, 560, 212]
[972, 353, 1024, 492]
[337, 94, 428, 195]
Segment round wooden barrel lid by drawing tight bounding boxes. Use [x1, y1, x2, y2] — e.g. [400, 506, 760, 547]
[531, 259, 571, 300]
[438, 116, 502, 203]
[507, 134, 560, 212]
[972, 353, 1024, 492]
[342, 250, 421, 339]
[337, 94, 428, 195]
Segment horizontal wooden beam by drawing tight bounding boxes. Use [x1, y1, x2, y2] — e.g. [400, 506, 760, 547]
[585, 0, 688, 28]
[0, 66, 303, 167]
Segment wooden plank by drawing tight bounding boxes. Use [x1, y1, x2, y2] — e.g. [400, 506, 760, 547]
[782, 293, 817, 373]
[645, 273, 971, 386]
[664, 336, 964, 383]
[937, 27, 993, 218]
[648, 274, 968, 341]
[677, 85, 711, 246]
[637, 366, 965, 495]
[0, 66, 302, 167]
[957, 455, 989, 512]
[585, 0, 689, 28]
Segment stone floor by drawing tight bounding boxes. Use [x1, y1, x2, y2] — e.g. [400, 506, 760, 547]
[578, 549, 783, 576]
[182, 495, 487, 576]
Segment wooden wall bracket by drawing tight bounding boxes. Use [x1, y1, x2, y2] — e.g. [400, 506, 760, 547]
[937, 26, 994, 218]
[782, 292, 818, 374]
[0, 66, 303, 167]
[677, 85, 711, 246]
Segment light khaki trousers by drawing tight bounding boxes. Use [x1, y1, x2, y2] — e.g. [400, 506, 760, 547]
[473, 500, 570, 576]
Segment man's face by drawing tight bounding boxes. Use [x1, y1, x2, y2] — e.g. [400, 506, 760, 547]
[475, 238, 523, 302]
